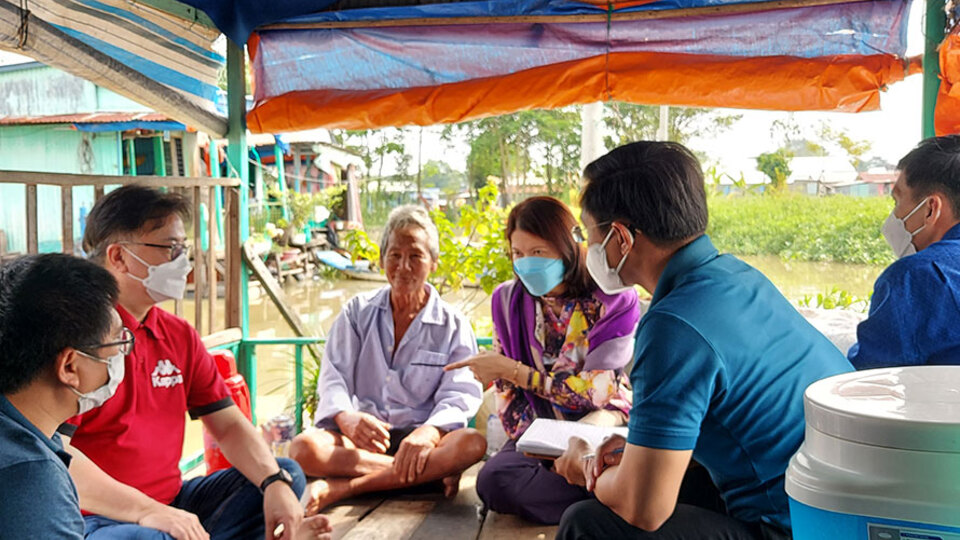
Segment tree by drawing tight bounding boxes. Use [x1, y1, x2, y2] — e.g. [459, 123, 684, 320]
[756, 149, 793, 191]
[448, 113, 540, 204]
[603, 102, 741, 148]
[819, 123, 872, 171]
[533, 109, 581, 195]
[449, 108, 583, 202]
[421, 160, 467, 194]
[860, 156, 895, 172]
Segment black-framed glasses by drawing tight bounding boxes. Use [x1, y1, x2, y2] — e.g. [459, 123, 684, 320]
[120, 241, 190, 261]
[570, 221, 612, 243]
[79, 327, 135, 357]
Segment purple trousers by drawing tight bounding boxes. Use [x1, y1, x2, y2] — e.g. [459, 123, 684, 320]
[476, 439, 591, 525]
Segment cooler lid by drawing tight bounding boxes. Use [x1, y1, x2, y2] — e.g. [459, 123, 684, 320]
[804, 366, 960, 453]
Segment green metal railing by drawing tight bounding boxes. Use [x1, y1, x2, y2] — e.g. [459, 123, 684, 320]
[179, 335, 495, 474]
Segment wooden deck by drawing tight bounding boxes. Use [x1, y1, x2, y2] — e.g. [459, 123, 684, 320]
[312, 463, 558, 540]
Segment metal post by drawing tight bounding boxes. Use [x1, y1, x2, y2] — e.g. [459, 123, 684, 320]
[227, 41, 254, 423]
[295, 345, 304, 434]
[273, 144, 289, 221]
[153, 136, 167, 176]
[923, 0, 947, 138]
[126, 138, 137, 176]
[210, 142, 224, 247]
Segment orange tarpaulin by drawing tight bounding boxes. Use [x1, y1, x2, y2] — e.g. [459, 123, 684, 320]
[248, 51, 912, 132]
[935, 29, 960, 136]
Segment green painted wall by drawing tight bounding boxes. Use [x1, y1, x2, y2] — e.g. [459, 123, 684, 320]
[0, 63, 146, 116]
[0, 63, 154, 254]
[0, 125, 123, 253]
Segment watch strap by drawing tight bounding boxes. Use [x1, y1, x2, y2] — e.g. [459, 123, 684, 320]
[259, 469, 293, 493]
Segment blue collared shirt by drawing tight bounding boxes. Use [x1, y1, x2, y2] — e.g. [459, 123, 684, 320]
[0, 394, 83, 539]
[627, 235, 852, 531]
[314, 284, 482, 431]
[849, 223, 960, 368]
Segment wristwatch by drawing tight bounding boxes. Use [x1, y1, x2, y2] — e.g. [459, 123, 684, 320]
[259, 468, 294, 494]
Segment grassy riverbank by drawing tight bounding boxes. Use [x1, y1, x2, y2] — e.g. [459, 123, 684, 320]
[707, 193, 895, 266]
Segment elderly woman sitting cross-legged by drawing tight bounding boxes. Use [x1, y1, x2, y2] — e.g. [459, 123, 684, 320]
[290, 205, 486, 514]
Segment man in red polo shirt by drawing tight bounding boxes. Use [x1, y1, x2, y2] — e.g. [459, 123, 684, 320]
[63, 185, 330, 540]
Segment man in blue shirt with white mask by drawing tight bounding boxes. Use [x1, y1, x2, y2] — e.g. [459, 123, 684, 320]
[0, 254, 125, 539]
[848, 135, 960, 368]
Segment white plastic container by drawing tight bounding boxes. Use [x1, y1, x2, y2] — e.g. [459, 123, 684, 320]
[786, 367, 960, 539]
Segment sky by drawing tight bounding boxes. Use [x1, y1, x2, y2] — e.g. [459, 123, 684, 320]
[0, 0, 928, 180]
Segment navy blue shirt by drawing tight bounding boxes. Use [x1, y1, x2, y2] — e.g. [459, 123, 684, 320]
[0, 394, 83, 539]
[627, 235, 852, 531]
[848, 223, 960, 368]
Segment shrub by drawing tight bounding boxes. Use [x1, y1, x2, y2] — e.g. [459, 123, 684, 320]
[707, 193, 894, 265]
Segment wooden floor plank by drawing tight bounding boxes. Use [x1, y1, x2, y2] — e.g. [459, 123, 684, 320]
[340, 499, 436, 540]
[409, 463, 485, 539]
[302, 479, 387, 540]
[478, 511, 558, 540]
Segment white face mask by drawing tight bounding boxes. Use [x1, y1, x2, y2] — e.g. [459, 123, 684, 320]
[123, 247, 192, 302]
[70, 350, 125, 415]
[586, 227, 633, 294]
[881, 198, 929, 259]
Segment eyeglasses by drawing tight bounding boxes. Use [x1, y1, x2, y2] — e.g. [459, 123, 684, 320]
[120, 241, 190, 261]
[79, 327, 135, 357]
[570, 222, 611, 244]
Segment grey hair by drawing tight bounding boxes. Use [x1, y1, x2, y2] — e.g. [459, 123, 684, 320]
[379, 205, 440, 261]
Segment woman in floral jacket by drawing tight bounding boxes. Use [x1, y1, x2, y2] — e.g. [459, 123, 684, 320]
[448, 196, 640, 524]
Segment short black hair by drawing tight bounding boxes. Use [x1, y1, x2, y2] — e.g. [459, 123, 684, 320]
[0, 254, 119, 394]
[581, 141, 708, 246]
[897, 135, 960, 217]
[82, 184, 191, 262]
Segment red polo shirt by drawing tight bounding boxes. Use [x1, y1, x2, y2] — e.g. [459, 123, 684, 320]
[64, 305, 231, 505]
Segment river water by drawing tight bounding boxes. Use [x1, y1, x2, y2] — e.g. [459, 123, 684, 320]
[178, 255, 883, 460]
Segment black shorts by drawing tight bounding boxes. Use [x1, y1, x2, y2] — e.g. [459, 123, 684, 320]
[330, 425, 417, 456]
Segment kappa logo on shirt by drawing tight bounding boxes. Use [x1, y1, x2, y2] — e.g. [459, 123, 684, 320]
[151, 359, 184, 389]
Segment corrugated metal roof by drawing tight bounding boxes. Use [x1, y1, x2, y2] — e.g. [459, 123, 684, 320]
[0, 112, 171, 125]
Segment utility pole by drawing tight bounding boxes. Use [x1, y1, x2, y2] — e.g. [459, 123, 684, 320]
[417, 126, 423, 199]
[580, 102, 605, 173]
[657, 105, 670, 141]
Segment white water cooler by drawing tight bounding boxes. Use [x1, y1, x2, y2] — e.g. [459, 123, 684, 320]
[787, 367, 960, 540]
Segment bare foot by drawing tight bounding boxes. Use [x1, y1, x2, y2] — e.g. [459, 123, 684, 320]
[442, 474, 461, 499]
[295, 514, 333, 540]
[304, 478, 351, 516]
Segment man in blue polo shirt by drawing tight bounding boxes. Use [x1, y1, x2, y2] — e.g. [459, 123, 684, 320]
[848, 135, 960, 368]
[0, 254, 125, 538]
[554, 141, 852, 540]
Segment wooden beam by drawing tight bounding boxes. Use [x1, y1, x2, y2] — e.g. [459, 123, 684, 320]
[265, 0, 871, 30]
[241, 241, 322, 361]
[207, 187, 218, 334]
[26, 184, 38, 254]
[193, 186, 203, 334]
[0, 2, 228, 137]
[61, 186, 73, 254]
[224, 187, 241, 329]
[0, 170, 240, 188]
[200, 327, 243, 350]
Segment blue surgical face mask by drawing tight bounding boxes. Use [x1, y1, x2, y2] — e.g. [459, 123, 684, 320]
[513, 257, 566, 297]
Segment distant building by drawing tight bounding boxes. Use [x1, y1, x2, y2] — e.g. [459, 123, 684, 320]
[0, 61, 193, 254]
[787, 156, 858, 196]
[716, 156, 891, 198]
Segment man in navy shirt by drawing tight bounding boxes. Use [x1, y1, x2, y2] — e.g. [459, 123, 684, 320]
[0, 254, 124, 538]
[554, 141, 852, 539]
[848, 135, 960, 368]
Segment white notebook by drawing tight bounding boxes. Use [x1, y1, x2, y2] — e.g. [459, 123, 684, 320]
[515, 418, 628, 458]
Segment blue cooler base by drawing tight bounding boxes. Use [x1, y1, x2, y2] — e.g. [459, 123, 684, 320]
[789, 499, 960, 540]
